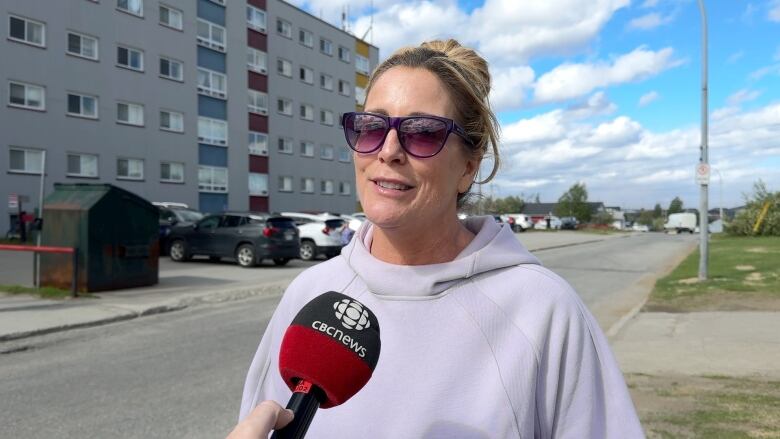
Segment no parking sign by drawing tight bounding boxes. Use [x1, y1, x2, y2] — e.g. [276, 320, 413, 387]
[695, 163, 710, 185]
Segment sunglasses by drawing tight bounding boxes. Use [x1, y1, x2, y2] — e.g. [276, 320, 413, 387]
[341, 112, 474, 158]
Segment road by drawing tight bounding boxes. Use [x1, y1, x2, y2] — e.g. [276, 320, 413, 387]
[0, 232, 696, 438]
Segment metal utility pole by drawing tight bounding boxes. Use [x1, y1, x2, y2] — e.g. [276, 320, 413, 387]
[697, 0, 709, 280]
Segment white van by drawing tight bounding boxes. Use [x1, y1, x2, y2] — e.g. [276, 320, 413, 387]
[664, 213, 697, 234]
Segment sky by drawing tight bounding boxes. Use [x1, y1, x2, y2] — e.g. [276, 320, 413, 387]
[290, 0, 780, 210]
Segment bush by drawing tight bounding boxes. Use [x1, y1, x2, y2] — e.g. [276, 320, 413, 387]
[726, 181, 780, 236]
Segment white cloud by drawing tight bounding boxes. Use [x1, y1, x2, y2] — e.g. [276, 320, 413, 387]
[641, 0, 659, 8]
[727, 51, 745, 64]
[627, 12, 675, 30]
[775, 46, 780, 61]
[489, 66, 536, 111]
[534, 46, 683, 103]
[726, 89, 762, 106]
[749, 63, 780, 80]
[769, 0, 780, 22]
[638, 91, 660, 107]
[633, 169, 689, 184]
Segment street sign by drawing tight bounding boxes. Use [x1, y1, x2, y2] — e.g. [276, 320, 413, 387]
[8, 194, 18, 210]
[696, 163, 710, 185]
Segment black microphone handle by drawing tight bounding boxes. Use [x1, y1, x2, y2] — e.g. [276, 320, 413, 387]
[271, 380, 324, 439]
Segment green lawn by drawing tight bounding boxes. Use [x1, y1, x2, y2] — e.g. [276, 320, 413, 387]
[0, 284, 82, 299]
[645, 235, 780, 312]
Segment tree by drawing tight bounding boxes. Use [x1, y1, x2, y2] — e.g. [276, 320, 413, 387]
[555, 183, 591, 223]
[668, 197, 684, 214]
[637, 209, 655, 226]
[653, 203, 663, 218]
[727, 180, 780, 236]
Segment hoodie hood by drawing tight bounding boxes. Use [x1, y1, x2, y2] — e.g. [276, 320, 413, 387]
[340, 216, 541, 298]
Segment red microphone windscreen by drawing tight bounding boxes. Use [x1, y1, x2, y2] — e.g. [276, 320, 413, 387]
[278, 292, 381, 408]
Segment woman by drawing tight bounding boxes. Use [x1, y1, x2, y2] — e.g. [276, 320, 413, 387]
[230, 39, 644, 438]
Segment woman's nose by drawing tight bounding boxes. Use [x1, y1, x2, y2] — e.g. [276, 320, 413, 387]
[377, 128, 407, 164]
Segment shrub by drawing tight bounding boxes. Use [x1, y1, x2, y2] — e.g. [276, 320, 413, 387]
[726, 180, 780, 236]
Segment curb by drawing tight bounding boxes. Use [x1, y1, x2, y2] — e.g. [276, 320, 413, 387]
[0, 282, 288, 343]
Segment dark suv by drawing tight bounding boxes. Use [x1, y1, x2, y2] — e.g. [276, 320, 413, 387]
[167, 212, 299, 267]
[158, 206, 204, 255]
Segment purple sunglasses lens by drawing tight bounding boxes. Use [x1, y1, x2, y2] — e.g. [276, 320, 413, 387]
[399, 118, 448, 157]
[348, 114, 387, 152]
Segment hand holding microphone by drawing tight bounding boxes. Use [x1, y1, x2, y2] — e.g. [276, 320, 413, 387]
[228, 292, 381, 439]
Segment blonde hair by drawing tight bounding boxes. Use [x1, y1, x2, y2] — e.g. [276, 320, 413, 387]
[365, 39, 500, 202]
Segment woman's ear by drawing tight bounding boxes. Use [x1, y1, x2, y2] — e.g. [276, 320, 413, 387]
[457, 155, 481, 194]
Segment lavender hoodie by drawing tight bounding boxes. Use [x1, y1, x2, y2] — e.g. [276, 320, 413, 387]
[239, 216, 644, 438]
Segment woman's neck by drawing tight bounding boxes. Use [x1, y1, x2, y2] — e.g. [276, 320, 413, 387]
[369, 217, 475, 265]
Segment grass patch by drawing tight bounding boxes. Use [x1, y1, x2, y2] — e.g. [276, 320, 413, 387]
[645, 235, 780, 312]
[0, 284, 84, 299]
[627, 374, 780, 438]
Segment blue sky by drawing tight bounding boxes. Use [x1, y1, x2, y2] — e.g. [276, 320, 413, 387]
[292, 0, 780, 209]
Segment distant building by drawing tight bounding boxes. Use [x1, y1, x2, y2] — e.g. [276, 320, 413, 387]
[1, 0, 378, 234]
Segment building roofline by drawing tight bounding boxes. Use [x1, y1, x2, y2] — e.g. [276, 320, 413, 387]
[278, 0, 379, 50]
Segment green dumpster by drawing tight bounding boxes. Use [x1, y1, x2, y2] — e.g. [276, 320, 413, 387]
[40, 183, 159, 292]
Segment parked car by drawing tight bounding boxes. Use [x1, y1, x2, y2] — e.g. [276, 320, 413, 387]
[281, 212, 345, 261]
[664, 213, 697, 234]
[167, 212, 299, 267]
[632, 223, 650, 232]
[534, 215, 562, 230]
[560, 217, 579, 230]
[340, 214, 366, 232]
[157, 205, 204, 255]
[500, 214, 533, 232]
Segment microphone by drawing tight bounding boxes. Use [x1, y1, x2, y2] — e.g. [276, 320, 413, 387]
[271, 291, 381, 439]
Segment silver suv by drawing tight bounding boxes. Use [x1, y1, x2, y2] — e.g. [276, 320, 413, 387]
[281, 212, 346, 261]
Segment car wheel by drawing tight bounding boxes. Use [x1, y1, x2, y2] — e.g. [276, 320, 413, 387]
[169, 240, 190, 262]
[299, 240, 316, 261]
[236, 244, 257, 268]
[273, 257, 290, 266]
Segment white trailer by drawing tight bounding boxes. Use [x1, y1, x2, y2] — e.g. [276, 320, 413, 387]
[664, 213, 697, 234]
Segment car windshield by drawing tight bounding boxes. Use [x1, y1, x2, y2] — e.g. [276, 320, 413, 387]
[175, 210, 204, 222]
[325, 219, 345, 229]
[268, 218, 297, 229]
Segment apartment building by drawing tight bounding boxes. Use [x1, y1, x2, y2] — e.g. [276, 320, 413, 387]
[0, 0, 379, 235]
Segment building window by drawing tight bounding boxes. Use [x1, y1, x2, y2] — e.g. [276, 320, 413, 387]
[320, 109, 334, 126]
[67, 153, 98, 178]
[116, 102, 144, 126]
[319, 38, 332, 56]
[197, 68, 227, 99]
[277, 137, 293, 154]
[208, 0, 226, 6]
[320, 144, 334, 160]
[160, 110, 183, 132]
[198, 117, 227, 146]
[247, 47, 267, 74]
[356, 55, 370, 75]
[198, 166, 228, 193]
[8, 81, 45, 111]
[249, 173, 269, 196]
[117, 45, 144, 71]
[301, 177, 314, 193]
[319, 73, 333, 91]
[338, 146, 351, 163]
[248, 90, 268, 114]
[299, 103, 314, 121]
[338, 46, 351, 62]
[277, 98, 292, 116]
[117, 158, 144, 180]
[249, 131, 268, 156]
[276, 18, 292, 38]
[67, 31, 98, 60]
[117, 0, 143, 16]
[247, 6, 266, 32]
[159, 4, 183, 30]
[300, 141, 314, 157]
[339, 181, 351, 196]
[278, 176, 293, 192]
[339, 80, 351, 96]
[321, 179, 334, 195]
[355, 86, 366, 105]
[160, 56, 183, 81]
[299, 66, 314, 84]
[299, 28, 313, 48]
[8, 15, 45, 47]
[9, 147, 43, 174]
[277, 58, 292, 77]
[197, 19, 226, 52]
[160, 161, 184, 183]
[67, 93, 98, 119]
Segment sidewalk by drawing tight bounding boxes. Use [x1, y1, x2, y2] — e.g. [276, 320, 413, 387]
[611, 311, 780, 378]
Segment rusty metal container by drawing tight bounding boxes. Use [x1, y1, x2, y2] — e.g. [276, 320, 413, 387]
[40, 183, 159, 292]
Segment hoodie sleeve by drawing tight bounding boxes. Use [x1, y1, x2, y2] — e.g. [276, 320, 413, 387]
[535, 283, 645, 439]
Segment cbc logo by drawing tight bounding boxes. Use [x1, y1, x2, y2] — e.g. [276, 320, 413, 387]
[333, 299, 371, 331]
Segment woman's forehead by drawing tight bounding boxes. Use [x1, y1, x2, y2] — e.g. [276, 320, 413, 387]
[365, 67, 454, 118]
